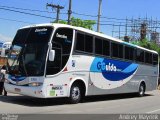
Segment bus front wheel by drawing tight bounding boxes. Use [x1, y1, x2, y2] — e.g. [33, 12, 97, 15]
[69, 84, 81, 104]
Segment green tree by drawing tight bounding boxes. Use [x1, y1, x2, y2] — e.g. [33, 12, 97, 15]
[53, 17, 96, 30]
[71, 17, 96, 30]
[132, 38, 151, 48]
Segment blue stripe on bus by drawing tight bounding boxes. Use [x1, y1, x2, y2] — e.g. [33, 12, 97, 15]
[8, 75, 26, 81]
[90, 58, 138, 81]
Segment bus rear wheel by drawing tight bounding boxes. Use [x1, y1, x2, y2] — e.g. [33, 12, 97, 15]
[69, 84, 81, 104]
[138, 83, 145, 97]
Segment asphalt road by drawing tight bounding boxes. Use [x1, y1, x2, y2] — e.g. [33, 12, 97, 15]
[0, 90, 160, 114]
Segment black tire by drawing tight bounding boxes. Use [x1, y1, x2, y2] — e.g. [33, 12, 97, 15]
[69, 84, 81, 104]
[138, 83, 145, 97]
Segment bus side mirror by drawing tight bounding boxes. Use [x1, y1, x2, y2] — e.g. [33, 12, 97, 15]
[49, 50, 55, 61]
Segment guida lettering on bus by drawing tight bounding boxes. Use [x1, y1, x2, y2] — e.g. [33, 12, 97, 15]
[97, 62, 117, 72]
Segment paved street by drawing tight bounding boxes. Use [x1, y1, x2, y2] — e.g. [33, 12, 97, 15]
[0, 90, 160, 114]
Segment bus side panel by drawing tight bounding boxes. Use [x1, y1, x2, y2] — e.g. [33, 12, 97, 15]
[89, 57, 158, 96]
[134, 64, 158, 91]
[44, 55, 93, 98]
[45, 72, 75, 98]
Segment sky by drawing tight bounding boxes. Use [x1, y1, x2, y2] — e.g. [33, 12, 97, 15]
[0, 0, 160, 42]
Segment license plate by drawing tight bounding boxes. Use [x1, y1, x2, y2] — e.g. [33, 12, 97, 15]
[15, 88, 21, 92]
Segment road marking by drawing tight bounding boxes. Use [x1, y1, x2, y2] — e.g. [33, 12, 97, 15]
[146, 109, 160, 114]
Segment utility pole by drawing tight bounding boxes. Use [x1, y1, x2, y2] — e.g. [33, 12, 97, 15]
[68, 0, 72, 25]
[97, 0, 102, 32]
[46, 3, 64, 23]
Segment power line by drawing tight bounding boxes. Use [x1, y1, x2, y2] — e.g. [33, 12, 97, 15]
[0, 5, 55, 14]
[1, 4, 160, 30]
[0, 17, 34, 24]
[72, 11, 97, 18]
[0, 5, 140, 24]
[0, 5, 128, 21]
[0, 5, 67, 14]
[1, 6, 159, 28]
[2, 4, 160, 25]
[0, 7, 55, 19]
[72, 11, 134, 22]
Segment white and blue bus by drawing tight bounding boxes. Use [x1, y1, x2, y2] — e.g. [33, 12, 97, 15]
[5, 23, 159, 103]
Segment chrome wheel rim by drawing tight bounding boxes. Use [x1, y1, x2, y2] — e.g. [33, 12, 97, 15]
[71, 87, 80, 100]
[140, 85, 144, 95]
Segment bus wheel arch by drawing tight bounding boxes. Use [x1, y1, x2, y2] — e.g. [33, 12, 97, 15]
[68, 79, 86, 104]
[138, 81, 146, 97]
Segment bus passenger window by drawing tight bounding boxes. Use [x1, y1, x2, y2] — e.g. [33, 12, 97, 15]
[85, 35, 93, 53]
[95, 38, 103, 55]
[111, 42, 123, 59]
[76, 33, 85, 51]
[75, 32, 93, 54]
[145, 52, 152, 64]
[125, 46, 134, 60]
[103, 40, 110, 57]
[153, 54, 158, 65]
[111, 43, 118, 58]
[136, 49, 144, 63]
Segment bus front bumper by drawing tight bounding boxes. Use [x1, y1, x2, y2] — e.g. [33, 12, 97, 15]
[4, 83, 46, 98]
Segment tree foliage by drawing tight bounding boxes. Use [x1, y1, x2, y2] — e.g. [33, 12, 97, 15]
[53, 17, 96, 30]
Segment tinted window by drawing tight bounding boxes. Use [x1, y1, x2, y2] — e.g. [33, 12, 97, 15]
[53, 28, 73, 54]
[12, 28, 30, 45]
[111, 42, 123, 58]
[145, 52, 152, 64]
[75, 32, 93, 54]
[136, 49, 144, 62]
[26, 27, 53, 44]
[103, 40, 110, 56]
[95, 38, 103, 55]
[119, 44, 123, 58]
[125, 46, 134, 60]
[12, 27, 53, 76]
[112, 43, 118, 58]
[76, 33, 85, 51]
[85, 35, 93, 53]
[46, 28, 73, 75]
[153, 54, 158, 65]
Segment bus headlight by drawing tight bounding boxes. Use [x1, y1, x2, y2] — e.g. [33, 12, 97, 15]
[29, 82, 42, 87]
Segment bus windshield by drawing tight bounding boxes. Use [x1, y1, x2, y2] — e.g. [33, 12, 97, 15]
[7, 27, 53, 76]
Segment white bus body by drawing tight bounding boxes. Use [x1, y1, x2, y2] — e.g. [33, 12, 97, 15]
[5, 24, 159, 103]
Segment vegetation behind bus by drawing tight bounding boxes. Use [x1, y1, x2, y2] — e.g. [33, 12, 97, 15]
[53, 17, 96, 30]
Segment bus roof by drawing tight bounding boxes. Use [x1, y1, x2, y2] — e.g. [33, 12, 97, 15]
[21, 23, 158, 54]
